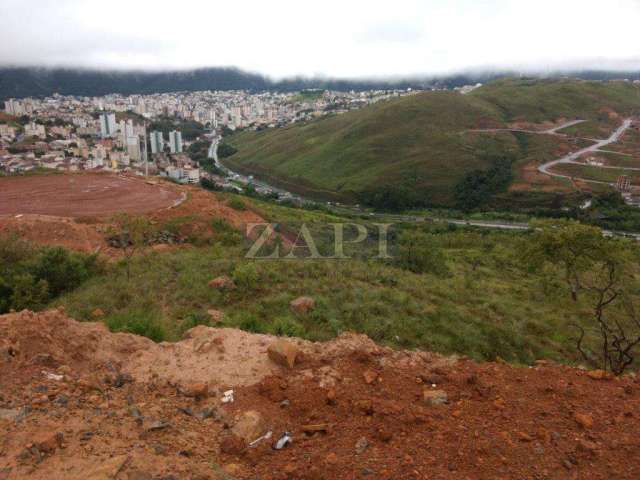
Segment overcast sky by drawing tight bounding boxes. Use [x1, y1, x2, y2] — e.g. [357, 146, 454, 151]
[1, 0, 640, 78]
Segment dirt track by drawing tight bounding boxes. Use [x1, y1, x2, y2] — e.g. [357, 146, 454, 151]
[0, 174, 183, 218]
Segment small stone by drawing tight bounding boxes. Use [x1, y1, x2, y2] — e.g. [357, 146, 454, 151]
[207, 309, 224, 324]
[220, 434, 246, 455]
[587, 370, 609, 381]
[182, 382, 208, 399]
[34, 432, 63, 454]
[574, 413, 594, 429]
[208, 276, 236, 291]
[517, 432, 534, 442]
[290, 296, 315, 314]
[355, 437, 369, 454]
[231, 410, 266, 443]
[302, 424, 330, 434]
[326, 389, 337, 405]
[267, 340, 300, 369]
[145, 420, 170, 432]
[325, 452, 339, 465]
[127, 470, 152, 480]
[423, 389, 448, 406]
[363, 369, 378, 385]
[377, 429, 393, 443]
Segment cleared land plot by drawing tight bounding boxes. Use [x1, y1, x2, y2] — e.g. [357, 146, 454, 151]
[0, 173, 182, 218]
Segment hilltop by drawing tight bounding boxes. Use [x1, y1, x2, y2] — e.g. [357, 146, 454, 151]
[225, 78, 640, 208]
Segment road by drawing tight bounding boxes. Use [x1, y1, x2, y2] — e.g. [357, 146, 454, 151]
[538, 118, 633, 182]
[469, 119, 587, 136]
[207, 134, 640, 240]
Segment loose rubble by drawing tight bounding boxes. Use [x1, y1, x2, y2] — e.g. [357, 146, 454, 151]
[1, 309, 639, 479]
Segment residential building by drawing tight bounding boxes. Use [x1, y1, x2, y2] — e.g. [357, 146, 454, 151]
[150, 131, 164, 154]
[169, 130, 183, 153]
[99, 112, 117, 138]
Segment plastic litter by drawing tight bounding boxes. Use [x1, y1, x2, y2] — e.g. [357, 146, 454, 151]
[272, 432, 292, 450]
[43, 371, 64, 381]
[249, 431, 273, 447]
[221, 390, 234, 404]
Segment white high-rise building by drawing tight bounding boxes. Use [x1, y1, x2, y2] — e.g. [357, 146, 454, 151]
[169, 130, 183, 154]
[126, 135, 142, 162]
[119, 120, 134, 146]
[99, 113, 117, 138]
[150, 131, 164, 154]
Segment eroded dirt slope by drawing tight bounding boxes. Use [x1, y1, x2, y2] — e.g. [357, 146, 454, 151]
[1, 310, 639, 479]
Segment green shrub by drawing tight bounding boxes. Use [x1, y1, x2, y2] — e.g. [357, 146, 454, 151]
[211, 218, 242, 246]
[395, 232, 450, 277]
[105, 310, 166, 343]
[228, 197, 247, 211]
[232, 262, 259, 290]
[269, 317, 304, 337]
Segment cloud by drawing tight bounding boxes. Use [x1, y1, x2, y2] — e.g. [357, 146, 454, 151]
[1, 0, 639, 78]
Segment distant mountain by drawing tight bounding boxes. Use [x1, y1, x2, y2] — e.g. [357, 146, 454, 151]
[225, 78, 640, 209]
[2, 66, 640, 102]
[0, 66, 506, 101]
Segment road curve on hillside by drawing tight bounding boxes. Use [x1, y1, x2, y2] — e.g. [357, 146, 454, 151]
[538, 119, 633, 182]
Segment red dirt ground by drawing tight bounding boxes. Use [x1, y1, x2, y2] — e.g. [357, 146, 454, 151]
[0, 174, 266, 254]
[0, 174, 183, 218]
[1, 310, 639, 480]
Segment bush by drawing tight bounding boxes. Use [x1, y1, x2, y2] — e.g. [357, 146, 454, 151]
[105, 310, 166, 343]
[395, 232, 450, 277]
[211, 218, 243, 246]
[232, 263, 260, 290]
[228, 197, 247, 211]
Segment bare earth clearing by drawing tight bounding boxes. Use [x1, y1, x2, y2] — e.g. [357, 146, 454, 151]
[0, 174, 183, 218]
[1, 310, 639, 479]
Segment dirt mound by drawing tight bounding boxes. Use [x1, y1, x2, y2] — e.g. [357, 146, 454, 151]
[1, 310, 639, 479]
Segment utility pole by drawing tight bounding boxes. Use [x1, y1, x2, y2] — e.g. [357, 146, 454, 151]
[143, 124, 149, 177]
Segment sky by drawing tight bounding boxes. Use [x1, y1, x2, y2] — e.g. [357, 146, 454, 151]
[1, 0, 640, 79]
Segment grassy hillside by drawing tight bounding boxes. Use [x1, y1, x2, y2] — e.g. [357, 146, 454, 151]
[226, 79, 640, 208]
[52, 192, 640, 368]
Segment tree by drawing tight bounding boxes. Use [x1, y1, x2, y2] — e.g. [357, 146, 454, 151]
[109, 214, 153, 280]
[527, 219, 640, 375]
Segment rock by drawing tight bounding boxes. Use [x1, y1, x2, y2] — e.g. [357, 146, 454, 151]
[423, 389, 448, 406]
[574, 413, 594, 429]
[325, 453, 339, 465]
[220, 434, 247, 455]
[363, 369, 378, 385]
[81, 455, 130, 480]
[302, 424, 331, 434]
[267, 340, 300, 369]
[231, 410, 266, 443]
[0, 408, 22, 423]
[290, 296, 315, 314]
[355, 437, 369, 454]
[377, 429, 393, 443]
[91, 308, 105, 318]
[326, 388, 337, 405]
[222, 464, 245, 477]
[208, 276, 236, 291]
[145, 420, 170, 432]
[587, 370, 610, 381]
[113, 372, 133, 388]
[576, 439, 598, 456]
[181, 382, 209, 399]
[127, 470, 153, 480]
[34, 432, 64, 454]
[354, 399, 374, 415]
[207, 309, 224, 324]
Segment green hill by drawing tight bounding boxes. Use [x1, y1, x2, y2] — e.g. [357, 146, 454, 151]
[226, 79, 640, 208]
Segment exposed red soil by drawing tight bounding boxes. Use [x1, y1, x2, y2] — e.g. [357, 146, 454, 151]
[0, 174, 265, 254]
[0, 174, 183, 218]
[1, 310, 639, 479]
